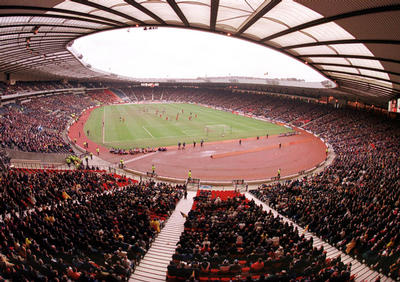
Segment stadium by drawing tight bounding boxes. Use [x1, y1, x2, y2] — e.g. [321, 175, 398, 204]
[0, 1, 399, 282]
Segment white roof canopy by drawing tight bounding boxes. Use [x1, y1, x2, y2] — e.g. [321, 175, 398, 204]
[0, 0, 399, 105]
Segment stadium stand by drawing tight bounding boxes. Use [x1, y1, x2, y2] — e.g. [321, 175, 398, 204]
[87, 90, 122, 105]
[109, 88, 132, 103]
[0, 84, 399, 280]
[0, 93, 96, 153]
[250, 108, 400, 279]
[0, 168, 184, 281]
[167, 190, 352, 281]
[1, 1, 400, 280]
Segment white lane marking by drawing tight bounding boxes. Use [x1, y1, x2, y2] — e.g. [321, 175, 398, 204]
[124, 152, 158, 164]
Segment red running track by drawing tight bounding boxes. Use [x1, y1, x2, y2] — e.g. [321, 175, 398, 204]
[68, 106, 327, 182]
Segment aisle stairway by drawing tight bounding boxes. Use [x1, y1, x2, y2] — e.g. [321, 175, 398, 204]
[245, 193, 393, 282]
[129, 191, 195, 281]
[130, 190, 392, 281]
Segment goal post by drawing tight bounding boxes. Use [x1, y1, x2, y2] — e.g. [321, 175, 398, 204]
[204, 124, 231, 137]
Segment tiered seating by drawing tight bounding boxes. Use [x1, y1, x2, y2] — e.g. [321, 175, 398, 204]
[251, 108, 400, 279]
[87, 89, 121, 104]
[0, 81, 73, 96]
[0, 169, 184, 281]
[0, 169, 137, 215]
[0, 93, 96, 153]
[167, 190, 352, 281]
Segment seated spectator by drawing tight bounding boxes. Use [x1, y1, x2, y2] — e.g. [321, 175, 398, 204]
[168, 190, 351, 281]
[251, 258, 264, 272]
[0, 169, 184, 281]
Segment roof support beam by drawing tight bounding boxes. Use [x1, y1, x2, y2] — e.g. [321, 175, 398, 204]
[283, 39, 400, 50]
[299, 54, 400, 65]
[326, 70, 400, 85]
[0, 53, 71, 66]
[0, 13, 121, 28]
[166, 0, 190, 27]
[123, 0, 166, 24]
[3, 55, 72, 69]
[0, 49, 71, 65]
[1, 41, 72, 53]
[0, 34, 76, 48]
[236, 0, 281, 36]
[337, 84, 398, 100]
[262, 4, 400, 42]
[0, 30, 84, 38]
[0, 23, 100, 31]
[70, 0, 144, 25]
[335, 77, 400, 95]
[0, 35, 77, 45]
[3, 58, 78, 73]
[0, 49, 70, 67]
[311, 62, 400, 77]
[210, 0, 219, 31]
[337, 80, 394, 93]
[0, 5, 125, 27]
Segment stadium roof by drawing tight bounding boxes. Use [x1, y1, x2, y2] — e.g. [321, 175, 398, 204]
[1, 0, 399, 106]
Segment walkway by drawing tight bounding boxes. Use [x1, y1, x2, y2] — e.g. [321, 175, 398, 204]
[129, 191, 195, 281]
[245, 192, 393, 282]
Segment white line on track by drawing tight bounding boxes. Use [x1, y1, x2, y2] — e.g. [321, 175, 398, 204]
[124, 152, 158, 164]
[142, 126, 154, 138]
[102, 107, 106, 143]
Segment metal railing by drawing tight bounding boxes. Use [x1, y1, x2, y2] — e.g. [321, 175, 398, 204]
[10, 162, 115, 172]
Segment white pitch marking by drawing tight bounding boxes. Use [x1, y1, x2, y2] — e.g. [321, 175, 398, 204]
[142, 126, 154, 138]
[102, 106, 106, 143]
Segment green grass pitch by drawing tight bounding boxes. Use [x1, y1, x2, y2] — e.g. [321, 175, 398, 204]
[84, 103, 292, 149]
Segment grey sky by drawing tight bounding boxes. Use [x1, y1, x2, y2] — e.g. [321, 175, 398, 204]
[73, 27, 327, 81]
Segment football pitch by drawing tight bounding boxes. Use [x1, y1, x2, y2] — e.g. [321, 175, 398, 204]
[84, 103, 292, 149]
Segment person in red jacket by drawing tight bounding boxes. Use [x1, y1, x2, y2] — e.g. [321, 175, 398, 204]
[251, 258, 264, 272]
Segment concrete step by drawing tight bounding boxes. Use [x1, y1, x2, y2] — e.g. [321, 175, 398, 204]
[130, 270, 165, 281]
[130, 191, 195, 281]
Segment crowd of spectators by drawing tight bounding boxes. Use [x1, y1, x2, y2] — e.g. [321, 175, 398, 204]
[0, 81, 70, 96]
[1, 83, 399, 279]
[118, 86, 399, 279]
[0, 81, 140, 97]
[87, 90, 121, 104]
[0, 149, 10, 170]
[167, 190, 352, 281]
[0, 169, 130, 215]
[0, 93, 96, 153]
[121, 86, 332, 127]
[0, 81, 115, 97]
[0, 85, 330, 155]
[251, 108, 400, 278]
[0, 168, 184, 281]
[109, 147, 167, 155]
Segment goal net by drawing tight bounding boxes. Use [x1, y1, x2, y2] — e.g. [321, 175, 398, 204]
[204, 124, 231, 137]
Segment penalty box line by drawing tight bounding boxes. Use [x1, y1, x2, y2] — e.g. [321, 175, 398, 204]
[142, 126, 154, 138]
